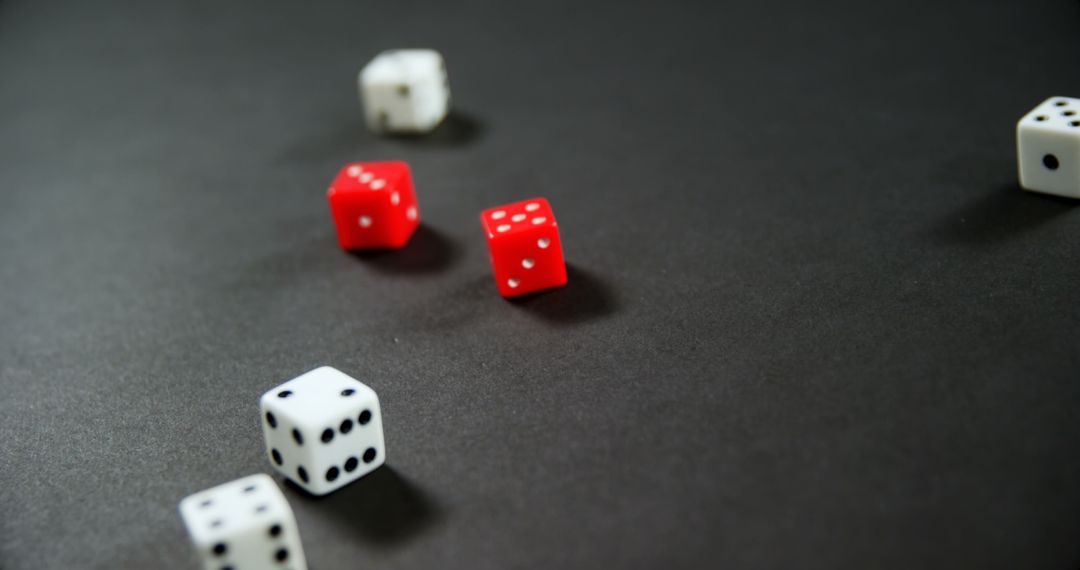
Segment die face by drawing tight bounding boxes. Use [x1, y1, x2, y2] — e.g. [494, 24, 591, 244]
[178, 474, 307, 570]
[261, 367, 387, 496]
[480, 198, 556, 237]
[481, 198, 567, 297]
[327, 162, 420, 249]
[359, 49, 450, 133]
[331, 161, 408, 192]
[1017, 96, 1080, 198]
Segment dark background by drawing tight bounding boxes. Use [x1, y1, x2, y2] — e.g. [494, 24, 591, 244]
[2, 0, 1079, 568]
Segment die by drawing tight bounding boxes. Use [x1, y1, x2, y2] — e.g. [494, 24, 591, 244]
[326, 161, 420, 250]
[359, 49, 450, 134]
[1017, 96, 1080, 198]
[260, 366, 386, 496]
[178, 474, 307, 570]
[480, 197, 567, 297]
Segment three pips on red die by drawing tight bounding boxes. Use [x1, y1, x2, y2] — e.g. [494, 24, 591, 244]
[326, 161, 568, 297]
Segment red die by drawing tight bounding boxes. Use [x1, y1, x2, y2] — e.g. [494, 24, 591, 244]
[327, 161, 420, 250]
[480, 197, 567, 297]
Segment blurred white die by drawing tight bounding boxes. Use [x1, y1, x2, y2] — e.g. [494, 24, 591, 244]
[261, 366, 386, 496]
[178, 474, 307, 570]
[1017, 96, 1080, 198]
[359, 49, 450, 134]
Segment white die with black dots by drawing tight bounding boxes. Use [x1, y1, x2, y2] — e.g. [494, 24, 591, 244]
[260, 366, 386, 495]
[359, 49, 450, 134]
[1017, 96, 1080, 198]
[178, 474, 307, 570]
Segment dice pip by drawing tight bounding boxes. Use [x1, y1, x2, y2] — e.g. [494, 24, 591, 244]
[327, 161, 420, 250]
[359, 49, 450, 134]
[178, 474, 307, 570]
[1017, 96, 1080, 198]
[480, 197, 567, 297]
[260, 366, 386, 496]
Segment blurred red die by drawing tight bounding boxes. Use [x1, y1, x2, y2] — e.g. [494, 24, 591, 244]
[327, 161, 420, 250]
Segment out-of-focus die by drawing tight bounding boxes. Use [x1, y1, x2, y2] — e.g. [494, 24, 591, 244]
[359, 49, 450, 134]
[327, 161, 420, 249]
[1018, 96, 1080, 198]
[261, 366, 386, 496]
[480, 197, 567, 297]
[178, 474, 307, 570]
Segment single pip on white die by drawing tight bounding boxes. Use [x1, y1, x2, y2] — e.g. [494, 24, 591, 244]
[359, 49, 450, 134]
[260, 366, 386, 496]
[1017, 96, 1080, 198]
[178, 474, 307, 570]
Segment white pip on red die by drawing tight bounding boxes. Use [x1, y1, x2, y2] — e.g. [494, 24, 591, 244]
[1018, 96, 1080, 198]
[359, 49, 450, 134]
[327, 161, 420, 250]
[178, 474, 307, 570]
[260, 366, 386, 496]
[480, 197, 567, 297]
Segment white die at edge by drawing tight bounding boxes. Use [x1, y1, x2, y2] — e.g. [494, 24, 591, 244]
[178, 474, 307, 570]
[359, 49, 450, 134]
[1017, 95, 1080, 199]
[260, 366, 387, 496]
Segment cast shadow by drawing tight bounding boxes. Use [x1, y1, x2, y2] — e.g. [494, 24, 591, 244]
[347, 224, 461, 274]
[929, 184, 1075, 247]
[508, 264, 619, 325]
[383, 110, 485, 148]
[286, 466, 442, 547]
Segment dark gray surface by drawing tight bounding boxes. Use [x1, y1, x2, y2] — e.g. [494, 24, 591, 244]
[2, 0, 1080, 568]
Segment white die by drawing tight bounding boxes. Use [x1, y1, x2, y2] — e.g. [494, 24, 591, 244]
[178, 474, 307, 570]
[260, 366, 386, 496]
[359, 49, 450, 134]
[1017, 96, 1080, 198]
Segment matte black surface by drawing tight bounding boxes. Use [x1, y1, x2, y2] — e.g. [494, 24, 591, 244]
[2, 1, 1080, 568]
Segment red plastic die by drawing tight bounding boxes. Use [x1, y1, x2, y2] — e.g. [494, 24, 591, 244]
[327, 161, 420, 250]
[480, 197, 567, 297]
